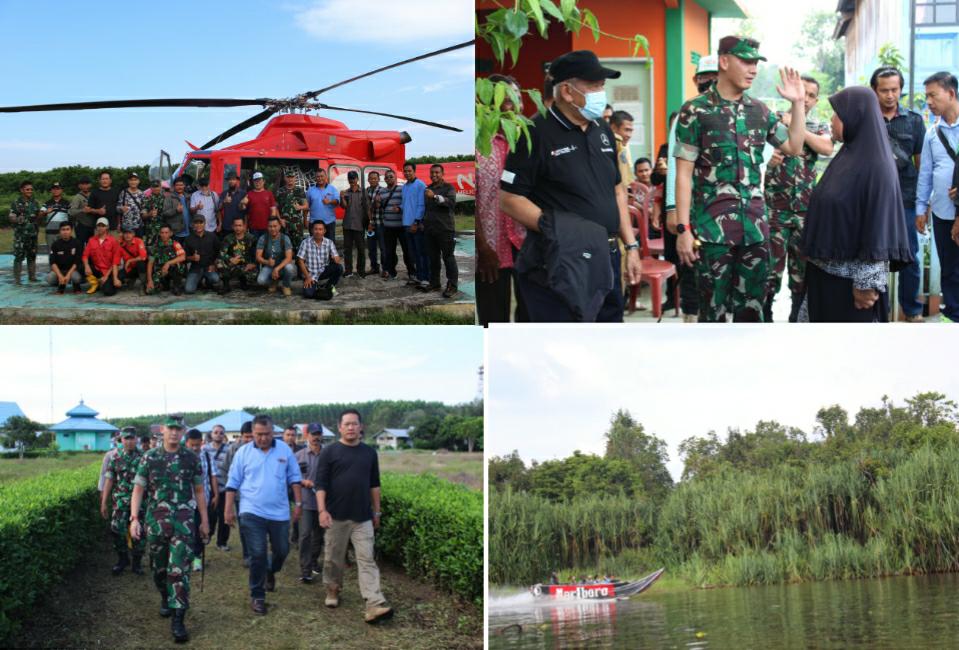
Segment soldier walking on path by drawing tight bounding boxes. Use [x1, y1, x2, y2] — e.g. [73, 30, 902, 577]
[674, 36, 809, 322]
[130, 417, 209, 644]
[763, 75, 834, 322]
[8, 180, 45, 284]
[100, 427, 146, 576]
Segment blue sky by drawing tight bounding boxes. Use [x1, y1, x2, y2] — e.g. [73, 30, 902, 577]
[0, 0, 473, 173]
[0, 325, 483, 423]
[487, 325, 959, 481]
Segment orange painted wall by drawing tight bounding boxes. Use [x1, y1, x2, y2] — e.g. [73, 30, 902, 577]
[684, 1, 712, 101]
[570, 0, 668, 151]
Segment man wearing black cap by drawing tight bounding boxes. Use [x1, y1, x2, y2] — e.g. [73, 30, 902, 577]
[499, 50, 642, 322]
[219, 172, 247, 234]
[118, 172, 146, 236]
[674, 36, 807, 322]
[341, 170, 369, 277]
[295, 424, 325, 582]
[69, 177, 94, 250]
[183, 214, 223, 294]
[45, 181, 70, 216]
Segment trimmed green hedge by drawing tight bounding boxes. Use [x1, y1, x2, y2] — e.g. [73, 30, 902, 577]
[0, 462, 101, 642]
[378, 473, 482, 603]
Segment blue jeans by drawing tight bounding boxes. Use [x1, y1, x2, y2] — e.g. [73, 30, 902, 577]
[257, 264, 295, 288]
[367, 225, 385, 272]
[898, 201, 922, 317]
[185, 267, 221, 293]
[409, 227, 430, 282]
[238, 513, 290, 600]
[933, 214, 959, 321]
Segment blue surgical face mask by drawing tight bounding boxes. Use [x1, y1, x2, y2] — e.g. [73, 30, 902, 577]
[568, 83, 607, 121]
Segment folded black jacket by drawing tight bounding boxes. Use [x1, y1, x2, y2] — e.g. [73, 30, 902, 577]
[515, 209, 613, 322]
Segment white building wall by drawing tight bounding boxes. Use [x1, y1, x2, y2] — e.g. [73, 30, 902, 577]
[843, 0, 911, 85]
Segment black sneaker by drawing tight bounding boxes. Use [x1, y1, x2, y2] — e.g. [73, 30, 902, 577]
[266, 571, 276, 592]
[251, 598, 267, 615]
[56, 285, 65, 294]
[298, 574, 313, 584]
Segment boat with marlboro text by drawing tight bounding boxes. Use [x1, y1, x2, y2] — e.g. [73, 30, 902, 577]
[530, 568, 665, 600]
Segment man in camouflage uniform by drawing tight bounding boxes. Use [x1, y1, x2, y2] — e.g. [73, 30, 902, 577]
[143, 180, 167, 250]
[276, 169, 308, 255]
[130, 417, 209, 644]
[8, 180, 45, 284]
[146, 224, 186, 295]
[218, 215, 258, 293]
[763, 75, 834, 322]
[674, 36, 808, 322]
[100, 427, 146, 576]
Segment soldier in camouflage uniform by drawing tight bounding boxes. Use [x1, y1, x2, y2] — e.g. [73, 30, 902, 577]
[146, 224, 186, 295]
[130, 417, 209, 644]
[143, 181, 167, 251]
[217, 215, 259, 292]
[8, 180, 45, 284]
[100, 427, 146, 576]
[674, 36, 808, 322]
[763, 76, 834, 322]
[276, 170, 308, 255]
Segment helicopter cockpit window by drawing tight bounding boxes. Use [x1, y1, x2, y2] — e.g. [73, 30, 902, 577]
[329, 165, 363, 192]
[363, 166, 391, 190]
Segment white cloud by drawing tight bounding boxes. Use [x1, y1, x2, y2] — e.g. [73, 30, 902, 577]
[293, 0, 473, 45]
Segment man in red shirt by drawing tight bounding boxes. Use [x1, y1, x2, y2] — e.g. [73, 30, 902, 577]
[82, 217, 121, 295]
[239, 171, 277, 241]
[117, 226, 149, 293]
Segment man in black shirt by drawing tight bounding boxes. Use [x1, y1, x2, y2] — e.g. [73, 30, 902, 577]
[315, 409, 392, 623]
[871, 66, 928, 322]
[47, 222, 83, 293]
[423, 164, 459, 297]
[44, 181, 71, 215]
[500, 50, 642, 322]
[87, 170, 121, 231]
[183, 215, 223, 293]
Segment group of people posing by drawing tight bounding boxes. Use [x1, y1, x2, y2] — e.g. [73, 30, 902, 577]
[479, 35, 959, 323]
[98, 411, 392, 644]
[8, 162, 461, 300]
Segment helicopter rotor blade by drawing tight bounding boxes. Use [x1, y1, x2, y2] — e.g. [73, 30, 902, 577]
[316, 104, 462, 132]
[0, 98, 269, 113]
[302, 39, 474, 99]
[199, 108, 278, 150]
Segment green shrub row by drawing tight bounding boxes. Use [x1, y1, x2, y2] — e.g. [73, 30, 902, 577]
[378, 473, 482, 603]
[0, 462, 101, 642]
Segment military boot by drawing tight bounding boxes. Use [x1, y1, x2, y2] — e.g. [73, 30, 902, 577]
[12, 260, 22, 285]
[158, 587, 172, 618]
[762, 295, 774, 323]
[111, 552, 129, 576]
[171, 609, 189, 643]
[789, 291, 804, 323]
[131, 553, 144, 575]
[26, 259, 37, 282]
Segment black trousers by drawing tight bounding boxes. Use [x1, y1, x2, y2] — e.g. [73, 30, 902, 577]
[664, 229, 699, 314]
[518, 247, 623, 322]
[805, 263, 889, 323]
[119, 261, 147, 286]
[425, 228, 457, 288]
[213, 489, 230, 547]
[342, 229, 366, 274]
[383, 226, 414, 277]
[476, 265, 530, 324]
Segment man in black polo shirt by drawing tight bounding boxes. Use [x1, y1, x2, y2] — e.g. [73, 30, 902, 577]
[87, 170, 122, 231]
[500, 50, 642, 322]
[47, 221, 83, 293]
[184, 215, 223, 293]
[871, 66, 928, 322]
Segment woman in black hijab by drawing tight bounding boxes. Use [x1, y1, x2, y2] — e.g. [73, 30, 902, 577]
[801, 86, 914, 322]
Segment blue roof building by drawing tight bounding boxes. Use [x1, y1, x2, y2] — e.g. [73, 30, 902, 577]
[0, 401, 27, 427]
[192, 410, 283, 436]
[50, 400, 118, 451]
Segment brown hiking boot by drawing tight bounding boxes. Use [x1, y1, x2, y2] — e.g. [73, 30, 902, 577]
[324, 585, 340, 608]
[364, 603, 394, 623]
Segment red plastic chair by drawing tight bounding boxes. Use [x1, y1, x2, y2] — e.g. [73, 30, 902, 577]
[630, 184, 664, 257]
[628, 205, 678, 318]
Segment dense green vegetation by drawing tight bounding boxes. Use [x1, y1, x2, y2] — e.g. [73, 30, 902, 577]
[0, 462, 101, 642]
[489, 393, 959, 588]
[379, 473, 483, 602]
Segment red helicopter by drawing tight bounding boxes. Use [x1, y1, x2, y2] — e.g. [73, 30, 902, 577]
[0, 41, 475, 211]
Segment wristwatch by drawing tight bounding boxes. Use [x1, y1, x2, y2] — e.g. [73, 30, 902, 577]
[676, 223, 689, 234]
[624, 241, 640, 251]
[373, 512, 382, 517]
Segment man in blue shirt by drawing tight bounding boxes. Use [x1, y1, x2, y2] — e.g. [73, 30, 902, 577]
[306, 168, 340, 243]
[916, 71, 959, 323]
[401, 162, 430, 287]
[224, 414, 302, 615]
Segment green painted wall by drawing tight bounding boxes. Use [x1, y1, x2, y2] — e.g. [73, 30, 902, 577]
[666, 0, 687, 116]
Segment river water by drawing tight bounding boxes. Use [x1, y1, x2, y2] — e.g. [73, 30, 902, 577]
[489, 574, 959, 649]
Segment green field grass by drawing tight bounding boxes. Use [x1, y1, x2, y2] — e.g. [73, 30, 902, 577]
[379, 450, 482, 490]
[0, 454, 100, 485]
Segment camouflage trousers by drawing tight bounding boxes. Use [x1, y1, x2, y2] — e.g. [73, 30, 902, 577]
[696, 242, 769, 322]
[766, 210, 806, 299]
[144, 219, 162, 251]
[13, 229, 38, 262]
[147, 265, 184, 294]
[110, 506, 146, 554]
[219, 263, 258, 287]
[147, 511, 196, 610]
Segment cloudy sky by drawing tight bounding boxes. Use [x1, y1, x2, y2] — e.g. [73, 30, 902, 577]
[487, 326, 959, 482]
[0, 0, 473, 173]
[0, 326, 482, 424]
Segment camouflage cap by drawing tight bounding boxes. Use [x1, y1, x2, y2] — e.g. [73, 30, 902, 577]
[284, 169, 297, 177]
[718, 36, 767, 62]
[121, 426, 137, 438]
[164, 416, 184, 429]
